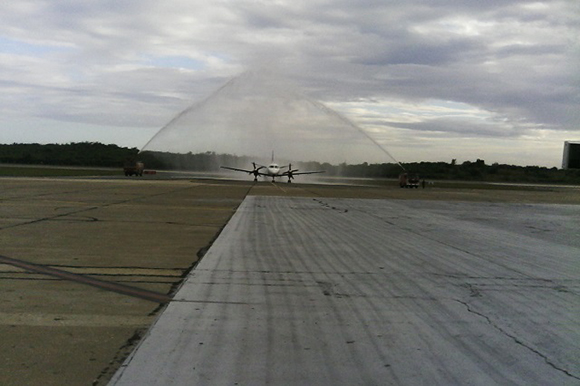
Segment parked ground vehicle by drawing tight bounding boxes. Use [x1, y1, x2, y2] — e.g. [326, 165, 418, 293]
[123, 159, 144, 176]
[399, 173, 420, 188]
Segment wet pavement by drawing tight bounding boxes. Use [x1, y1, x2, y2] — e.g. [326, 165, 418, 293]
[111, 196, 580, 385]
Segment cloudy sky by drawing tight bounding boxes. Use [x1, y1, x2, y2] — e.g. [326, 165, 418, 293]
[0, 1, 578, 167]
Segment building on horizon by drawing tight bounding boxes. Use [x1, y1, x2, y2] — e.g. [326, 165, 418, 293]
[562, 141, 580, 169]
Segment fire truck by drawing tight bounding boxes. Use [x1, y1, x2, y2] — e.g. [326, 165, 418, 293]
[123, 159, 144, 176]
[399, 172, 420, 188]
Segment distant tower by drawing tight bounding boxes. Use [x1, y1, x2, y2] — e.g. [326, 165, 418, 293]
[562, 141, 580, 169]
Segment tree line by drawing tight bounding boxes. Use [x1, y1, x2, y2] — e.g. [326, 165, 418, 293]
[1, 142, 579, 184]
[0, 142, 139, 167]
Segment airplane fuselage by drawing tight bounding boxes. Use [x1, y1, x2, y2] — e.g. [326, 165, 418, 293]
[265, 164, 282, 176]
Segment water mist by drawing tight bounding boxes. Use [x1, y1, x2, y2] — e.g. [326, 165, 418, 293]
[141, 70, 403, 169]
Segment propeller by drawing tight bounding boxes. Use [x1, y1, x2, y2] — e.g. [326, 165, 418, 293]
[287, 163, 299, 183]
[250, 162, 264, 181]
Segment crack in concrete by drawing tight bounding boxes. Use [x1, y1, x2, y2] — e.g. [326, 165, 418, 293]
[0, 185, 198, 230]
[455, 299, 580, 381]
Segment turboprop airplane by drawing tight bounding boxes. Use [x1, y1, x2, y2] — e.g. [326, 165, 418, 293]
[221, 155, 324, 183]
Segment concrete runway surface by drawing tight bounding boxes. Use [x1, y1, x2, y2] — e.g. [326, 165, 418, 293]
[111, 196, 580, 385]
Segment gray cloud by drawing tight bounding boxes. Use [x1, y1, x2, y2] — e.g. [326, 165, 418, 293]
[0, 0, 577, 166]
[394, 117, 524, 138]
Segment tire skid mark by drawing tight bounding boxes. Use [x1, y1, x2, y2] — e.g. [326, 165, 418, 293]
[281, 197, 579, 382]
[267, 197, 390, 382]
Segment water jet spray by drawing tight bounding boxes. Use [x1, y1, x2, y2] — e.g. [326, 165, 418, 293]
[304, 98, 406, 172]
[140, 70, 405, 172]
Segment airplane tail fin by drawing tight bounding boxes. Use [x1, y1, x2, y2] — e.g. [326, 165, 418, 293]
[271, 150, 274, 163]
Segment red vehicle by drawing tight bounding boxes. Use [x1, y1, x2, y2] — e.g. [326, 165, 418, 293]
[399, 173, 420, 188]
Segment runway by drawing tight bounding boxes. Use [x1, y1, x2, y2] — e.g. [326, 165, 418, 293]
[110, 196, 580, 385]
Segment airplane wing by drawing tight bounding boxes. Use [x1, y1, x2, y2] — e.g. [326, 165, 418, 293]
[283, 170, 325, 176]
[220, 166, 254, 173]
[221, 164, 268, 177]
